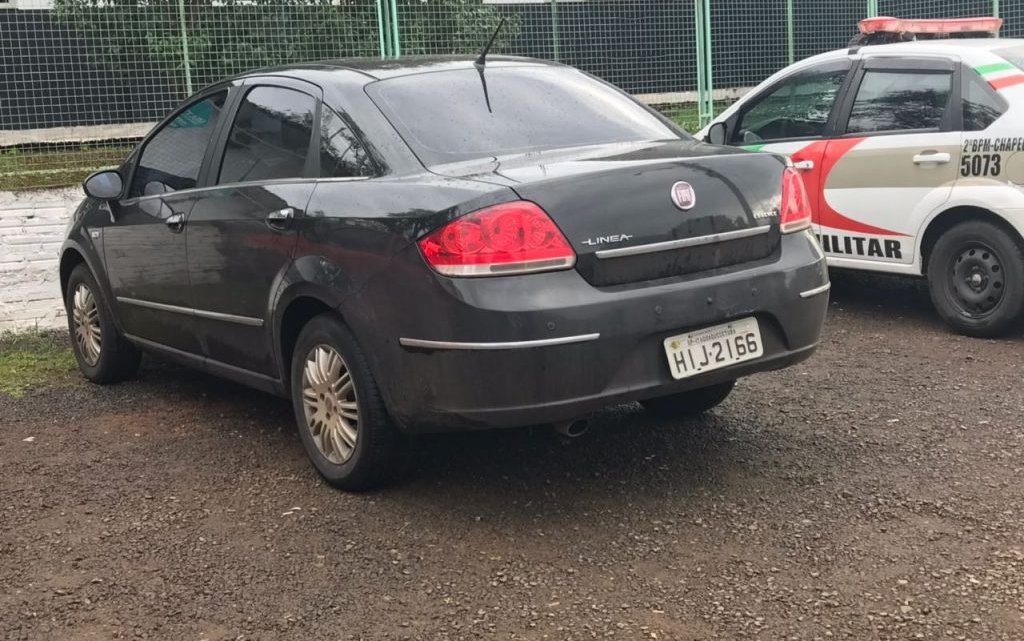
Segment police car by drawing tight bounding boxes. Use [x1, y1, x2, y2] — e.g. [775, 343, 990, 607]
[700, 17, 1024, 337]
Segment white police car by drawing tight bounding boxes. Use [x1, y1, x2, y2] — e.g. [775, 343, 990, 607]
[701, 17, 1024, 337]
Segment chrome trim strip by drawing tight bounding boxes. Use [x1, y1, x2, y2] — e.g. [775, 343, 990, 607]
[799, 282, 832, 299]
[399, 333, 600, 351]
[116, 297, 264, 327]
[594, 225, 773, 260]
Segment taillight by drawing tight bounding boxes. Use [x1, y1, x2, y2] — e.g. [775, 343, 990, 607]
[780, 167, 812, 234]
[418, 201, 576, 277]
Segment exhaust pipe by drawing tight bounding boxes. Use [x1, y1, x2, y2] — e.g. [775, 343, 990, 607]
[552, 418, 589, 438]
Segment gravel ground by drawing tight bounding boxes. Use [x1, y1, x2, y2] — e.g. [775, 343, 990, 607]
[2, 272, 1023, 641]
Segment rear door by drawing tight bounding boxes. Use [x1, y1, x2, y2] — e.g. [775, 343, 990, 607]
[724, 60, 854, 236]
[819, 56, 960, 266]
[186, 79, 319, 376]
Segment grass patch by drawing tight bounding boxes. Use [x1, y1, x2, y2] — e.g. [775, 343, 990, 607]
[0, 330, 77, 397]
[0, 143, 135, 191]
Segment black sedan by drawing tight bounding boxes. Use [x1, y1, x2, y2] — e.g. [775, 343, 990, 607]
[60, 56, 829, 490]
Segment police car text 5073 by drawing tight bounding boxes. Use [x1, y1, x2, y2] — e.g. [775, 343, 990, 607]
[701, 16, 1024, 337]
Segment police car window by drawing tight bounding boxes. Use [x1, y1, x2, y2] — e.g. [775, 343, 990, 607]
[129, 91, 227, 198]
[963, 72, 1006, 131]
[995, 46, 1024, 72]
[319, 106, 378, 178]
[846, 71, 952, 134]
[219, 86, 315, 184]
[732, 69, 847, 144]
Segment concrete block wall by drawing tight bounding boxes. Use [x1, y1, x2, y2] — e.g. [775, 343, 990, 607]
[0, 188, 80, 332]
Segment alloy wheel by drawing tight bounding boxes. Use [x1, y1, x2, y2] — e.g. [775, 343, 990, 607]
[300, 344, 359, 464]
[72, 283, 102, 366]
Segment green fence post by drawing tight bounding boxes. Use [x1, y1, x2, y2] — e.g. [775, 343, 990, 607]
[375, 0, 387, 58]
[993, 0, 1000, 17]
[176, 0, 193, 95]
[786, 0, 795, 65]
[866, 0, 879, 18]
[694, 0, 713, 127]
[550, 0, 560, 62]
[389, 0, 400, 57]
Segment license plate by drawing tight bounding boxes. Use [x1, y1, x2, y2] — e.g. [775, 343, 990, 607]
[662, 317, 763, 380]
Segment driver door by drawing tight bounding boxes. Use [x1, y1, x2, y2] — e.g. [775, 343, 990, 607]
[103, 89, 230, 354]
[725, 60, 854, 235]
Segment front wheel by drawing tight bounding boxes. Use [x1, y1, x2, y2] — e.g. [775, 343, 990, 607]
[927, 221, 1024, 338]
[640, 380, 736, 418]
[64, 264, 140, 384]
[290, 314, 406, 491]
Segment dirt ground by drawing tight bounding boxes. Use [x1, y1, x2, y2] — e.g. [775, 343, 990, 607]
[2, 272, 1022, 641]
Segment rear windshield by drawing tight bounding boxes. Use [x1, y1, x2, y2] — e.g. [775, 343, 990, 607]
[366, 66, 682, 166]
[996, 46, 1024, 71]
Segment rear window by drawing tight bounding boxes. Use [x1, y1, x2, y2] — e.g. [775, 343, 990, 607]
[366, 66, 681, 166]
[996, 46, 1024, 71]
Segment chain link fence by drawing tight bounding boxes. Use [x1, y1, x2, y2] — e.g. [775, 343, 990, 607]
[0, 0, 1018, 190]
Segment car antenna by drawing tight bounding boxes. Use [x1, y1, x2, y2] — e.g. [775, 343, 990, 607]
[475, 18, 506, 69]
[474, 18, 506, 114]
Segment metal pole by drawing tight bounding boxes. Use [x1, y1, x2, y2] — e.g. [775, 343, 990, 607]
[702, 0, 713, 125]
[786, 0, 795, 65]
[375, 0, 387, 58]
[550, 0, 560, 62]
[176, 0, 193, 95]
[694, 0, 713, 127]
[993, 0, 1000, 17]
[866, 0, 878, 18]
[389, 0, 400, 57]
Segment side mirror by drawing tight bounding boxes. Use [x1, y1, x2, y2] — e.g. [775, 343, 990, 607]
[83, 170, 123, 200]
[706, 121, 728, 146]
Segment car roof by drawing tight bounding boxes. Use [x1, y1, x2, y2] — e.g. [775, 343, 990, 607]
[806, 37, 1024, 63]
[231, 55, 561, 83]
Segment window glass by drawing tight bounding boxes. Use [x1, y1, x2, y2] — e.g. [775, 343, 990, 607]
[963, 72, 1006, 131]
[129, 91, 227, 198]
[219, 86, 315, 184]
[732, 69, 847, 144]
[846, 71, 952, 134]
[319, 106, 377, 178]
[995, 46, 1024, 71]
[367, 67, 681, 166]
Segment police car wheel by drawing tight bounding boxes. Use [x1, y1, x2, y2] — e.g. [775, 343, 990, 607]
[927, 220, 1024, 338]
[640, 381, 736, 418]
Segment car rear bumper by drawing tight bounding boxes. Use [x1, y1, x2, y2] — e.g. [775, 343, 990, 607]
[349, 230, 829, 433]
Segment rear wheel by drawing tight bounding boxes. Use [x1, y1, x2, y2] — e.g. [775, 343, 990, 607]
[64, 264, 141, 383]
[290, 314, 405, 491]
[640, 380, 736, 417]
[927, 221, 1024, 337]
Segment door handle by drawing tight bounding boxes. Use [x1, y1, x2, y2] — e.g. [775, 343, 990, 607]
[913, 151, 951, 165]
[792, 159, 815, 172]
[266, 207, 295, 229]
[165, 213, 185, 233]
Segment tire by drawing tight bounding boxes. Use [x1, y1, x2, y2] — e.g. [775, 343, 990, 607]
[927, 220, 1024, 338]
[289, 313, 405, 491]
[64, 263, 141, 384]
[640, 380, 736, 418]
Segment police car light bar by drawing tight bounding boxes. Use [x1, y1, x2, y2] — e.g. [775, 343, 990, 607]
[858, 16, 1003, 37]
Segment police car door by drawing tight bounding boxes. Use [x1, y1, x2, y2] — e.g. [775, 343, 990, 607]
[724, 60, 853, 239]
[819, 56, 960, 267]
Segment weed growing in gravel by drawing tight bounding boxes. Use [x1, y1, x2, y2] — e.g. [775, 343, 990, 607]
[0, 330, 76, 397]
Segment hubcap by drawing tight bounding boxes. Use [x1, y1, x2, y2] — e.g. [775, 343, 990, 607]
[72, 283, 101, 366]
[300, 345, 359, 465]
[949, 243, 1004, 317]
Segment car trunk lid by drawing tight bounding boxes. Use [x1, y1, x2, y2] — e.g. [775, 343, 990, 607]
[433, 140, 786, 287]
